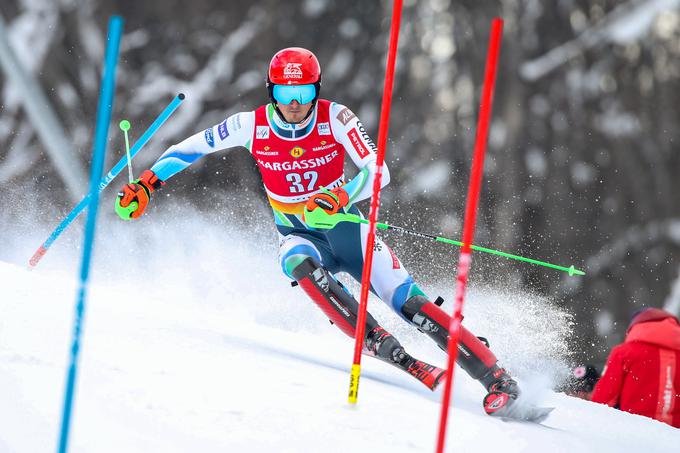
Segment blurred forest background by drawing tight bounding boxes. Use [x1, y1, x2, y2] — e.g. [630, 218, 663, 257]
[2, 0, 680, 367]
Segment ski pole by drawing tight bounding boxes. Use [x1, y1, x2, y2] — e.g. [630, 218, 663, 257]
[304, 207, 584, 276]
[119, 119, 133, 182]
[28, 93, 185, 267]
[58, 16, 122, 453]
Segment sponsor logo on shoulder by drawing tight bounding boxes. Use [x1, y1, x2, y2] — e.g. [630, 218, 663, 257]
[336, 107, 356, 126]
[229, 114, 242, 131]
[347, 128, 369, 158]
[218, 120, 229, 140]
[204, 128, 215, 147]
[290, 146, 306, 158]
[284, 62, 303, 79]
[357, 121, 377, 152]
[317, 122, 331, 135]
[312, 141, 336, 152]
[256, 125, 270, 139]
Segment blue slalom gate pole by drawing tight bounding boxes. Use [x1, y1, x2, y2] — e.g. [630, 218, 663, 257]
[57, 16, 123, 453]
[29, 92, 185, 267]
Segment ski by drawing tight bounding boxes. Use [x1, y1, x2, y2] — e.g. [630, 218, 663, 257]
[362, 326, 446, 391]
[401, 356, 446, 390]
[483, 391, 554, 423]
[367, 350, 446, 391]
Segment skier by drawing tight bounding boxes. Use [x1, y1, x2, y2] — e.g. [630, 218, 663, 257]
[115, 47, 519, 414]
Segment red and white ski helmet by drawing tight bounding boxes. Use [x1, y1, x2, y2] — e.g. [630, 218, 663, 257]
[267, 47, 321, 86]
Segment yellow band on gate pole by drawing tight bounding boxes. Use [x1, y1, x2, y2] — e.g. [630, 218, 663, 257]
[348, 364, 361, 404]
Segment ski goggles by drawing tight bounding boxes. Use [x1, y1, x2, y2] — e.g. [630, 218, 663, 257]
[272, 84, 317, 105]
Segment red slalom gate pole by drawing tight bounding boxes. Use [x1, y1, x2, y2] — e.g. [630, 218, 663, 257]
[347, 0, 403, 404]
[435, 18, 504, 453]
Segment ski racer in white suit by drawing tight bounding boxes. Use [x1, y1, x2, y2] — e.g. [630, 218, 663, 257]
[115, 47, 520, 411]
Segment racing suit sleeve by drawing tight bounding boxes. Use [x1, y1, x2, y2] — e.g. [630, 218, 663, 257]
[329, 103, 390, 204]
[150, 111, 255, 181]
[591, 344, 626, 407]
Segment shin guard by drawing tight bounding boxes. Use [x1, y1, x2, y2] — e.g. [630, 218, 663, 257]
[291, 258, 446, 389]
[402, 295, 508, 389]
[291, 256, 380, 338]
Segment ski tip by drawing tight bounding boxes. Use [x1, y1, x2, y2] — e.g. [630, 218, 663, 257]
[404, 359, 446, 391]
[510, 405, 554, 424]
[484, 391, 554, 423]
[430, 368, 447, 391]
[530, 406, 555, 424]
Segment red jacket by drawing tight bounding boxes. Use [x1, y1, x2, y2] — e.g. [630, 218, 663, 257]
[591, 308, 680, 428]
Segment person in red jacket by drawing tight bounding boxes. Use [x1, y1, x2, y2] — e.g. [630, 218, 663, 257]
[591, 307, 680, 428]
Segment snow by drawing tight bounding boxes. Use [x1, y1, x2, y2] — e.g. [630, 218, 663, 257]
[586, 218, 680, 278]
[130, 12, 266, 152]
[524, 148, 548, 178]
[3, 1, 59, 111]
[520, 0, 680, 81]
[403, 160, 451, 195]
[607, 0, 680, 45]
[569, 161, 598, 188]
[593, 108, 641, 138]
[1, 206, 679, 452]
[663, 265, 680, 316]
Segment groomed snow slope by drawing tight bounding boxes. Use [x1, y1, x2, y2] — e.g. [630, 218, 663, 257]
[1, 207, 677, 452]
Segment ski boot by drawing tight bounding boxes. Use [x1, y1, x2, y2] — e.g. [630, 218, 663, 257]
[402, 295, 523, 397]
[401, 295, 554, 422]
[480, 365, 520, 416]
[482, 367, 553, 422]
[365, 326, 446, 390]
[291, 257, 445, 390]
[401, 295, 506, 380]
